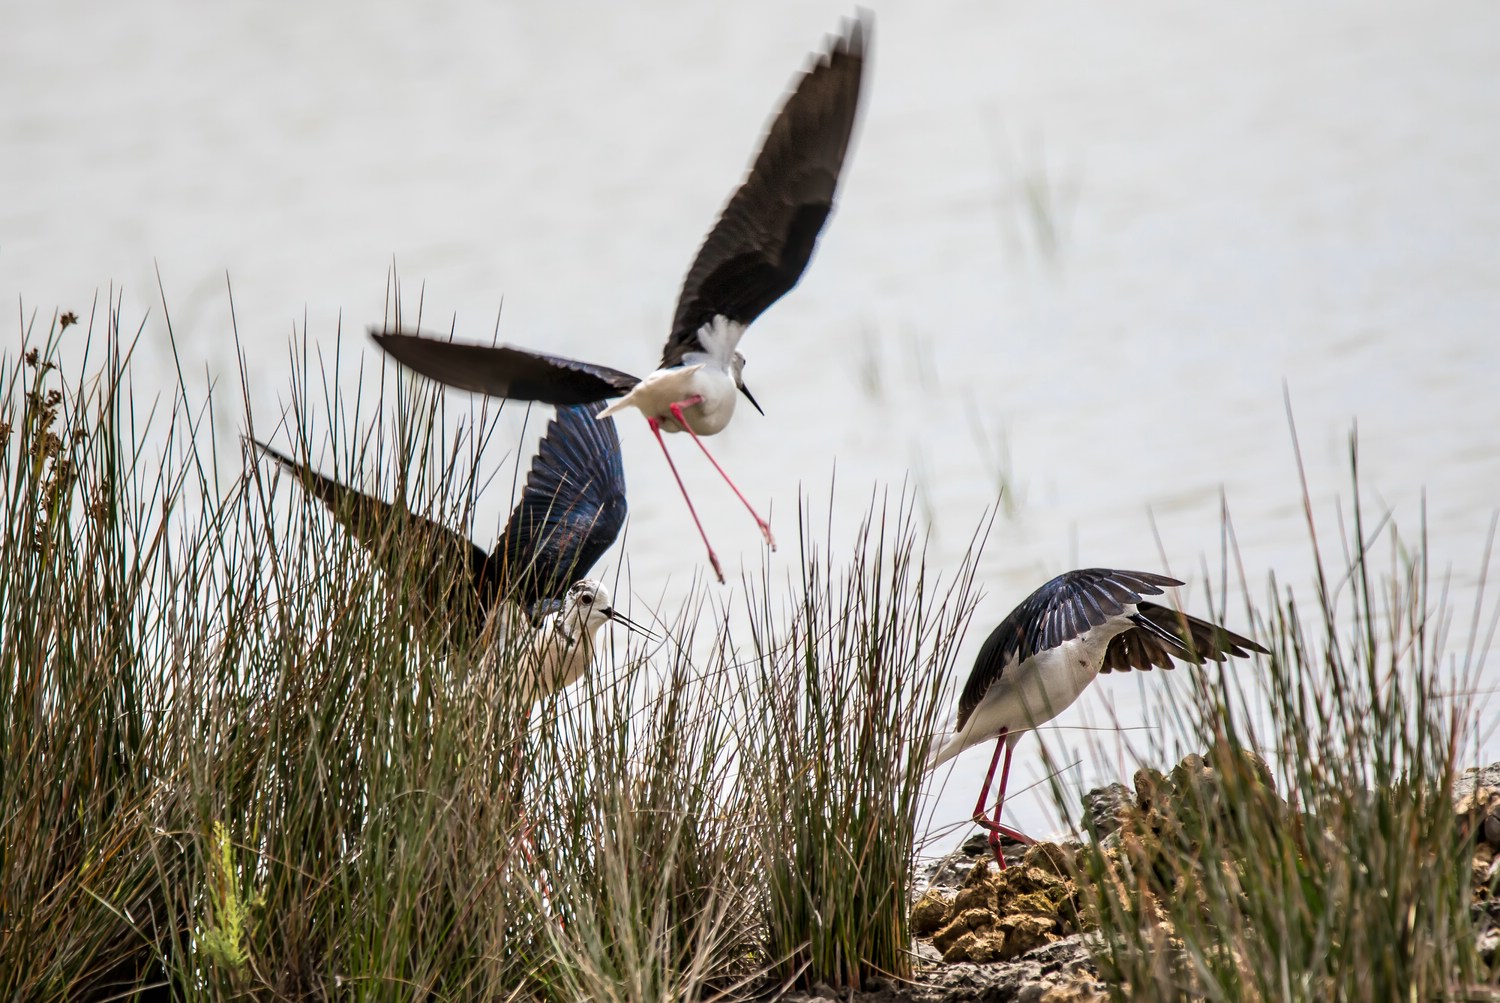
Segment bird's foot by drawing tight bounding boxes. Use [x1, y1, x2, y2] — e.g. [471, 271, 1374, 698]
[996, 825, 1036, 845]
[707, 550, 726, 585]
[971, 811, 1035, 844]
[757, 518, 776, 551]
[972, 815, 1034, 870]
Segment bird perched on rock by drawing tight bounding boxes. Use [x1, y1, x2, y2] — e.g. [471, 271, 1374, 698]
[928, 569, 1266, 867]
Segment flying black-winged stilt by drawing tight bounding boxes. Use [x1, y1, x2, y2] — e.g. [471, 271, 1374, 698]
[928, 569, 1266, 868]
[370, 13, 869, 584]
[250, 402, 655, 690]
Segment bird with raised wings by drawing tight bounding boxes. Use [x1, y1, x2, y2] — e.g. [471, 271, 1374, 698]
[372, 14, 869, 583]
[250, 402, 653, 692]
[929, 569, 1266, 867]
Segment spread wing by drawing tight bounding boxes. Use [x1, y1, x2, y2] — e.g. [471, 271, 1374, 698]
[1099, 601, 1267, 673]
[661, 13, 868, 368]
[371, 330, 640, 405]
[955, 569, 1181, 730]
[495, 402, 627, 616]
[250, 439, 498, 631]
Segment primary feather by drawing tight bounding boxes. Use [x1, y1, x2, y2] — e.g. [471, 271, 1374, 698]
[662, 13, 867, 368]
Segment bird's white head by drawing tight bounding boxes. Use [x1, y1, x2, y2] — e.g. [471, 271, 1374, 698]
[730, 351, 764, 415]
[561, 579, 657, 643]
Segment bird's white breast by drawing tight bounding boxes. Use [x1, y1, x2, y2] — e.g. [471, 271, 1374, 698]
[602, 363, 737, 435]
[1011, 639, 1110, 728]
[526, 621, 594, 696]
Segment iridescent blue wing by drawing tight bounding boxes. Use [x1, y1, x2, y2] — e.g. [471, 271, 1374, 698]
[493, 402, 627, 614]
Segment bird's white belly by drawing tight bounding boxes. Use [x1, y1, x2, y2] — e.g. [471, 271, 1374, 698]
[939, 624, 1131, 765]
[1011, 641, 1107, 728]
[604, 364, 737, 435]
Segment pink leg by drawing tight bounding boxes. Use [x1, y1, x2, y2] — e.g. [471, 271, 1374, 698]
[668, 397, 776, 551]
[971, 731, 1008, 825]
[646, 415, 725, 584]
[971, 731, 1034, 869]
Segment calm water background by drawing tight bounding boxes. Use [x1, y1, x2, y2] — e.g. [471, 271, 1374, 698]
[5, 0, 1499, 847]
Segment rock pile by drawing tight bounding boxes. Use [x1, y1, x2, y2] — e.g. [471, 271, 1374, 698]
[912, 844, 1084, 964]
[1456, 769, 1500, 965]
[889, 755, 1500, 1000]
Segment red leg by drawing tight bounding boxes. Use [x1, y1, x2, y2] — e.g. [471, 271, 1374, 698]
[972, 731, 1008, 824]
[646, 415, 725, 584]
[668, 397, 776, 550]
[971, 730, 1034, 869]
[987, 740, 1034, 865]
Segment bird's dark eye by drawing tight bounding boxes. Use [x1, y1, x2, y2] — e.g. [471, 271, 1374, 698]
[580, 594, 594, 605]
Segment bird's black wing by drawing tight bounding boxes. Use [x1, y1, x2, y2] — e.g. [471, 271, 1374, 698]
[371, 329, 640, 405]
[661, 13, 868, 368]
[493, 402, 627, 618]
[955, 569, 1181, 730]
[1099, 601, 1267, 673]
[250, 439, 498, 631]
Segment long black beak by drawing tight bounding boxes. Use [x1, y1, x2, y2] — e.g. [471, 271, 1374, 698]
[738, 382, 765, 416]
[603, 606, 659, 642]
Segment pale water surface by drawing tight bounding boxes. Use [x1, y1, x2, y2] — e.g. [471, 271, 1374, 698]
[4, 0, 1499, 846]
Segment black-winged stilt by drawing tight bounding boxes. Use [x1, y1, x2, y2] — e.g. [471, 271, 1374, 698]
[371, 14, 869, 583]
[250, 402, 655, 677]
[516, 578, 647, 698]
[928, 569, 1266, 867]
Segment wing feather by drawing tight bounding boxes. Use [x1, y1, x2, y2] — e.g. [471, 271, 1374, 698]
[372, 330, 640, 404]
[1099, 601, 1268, 674]
[495, 403, 628, 616]
[955, 569, 1182, 730]
[250, 439, 496, 631]
[661, 14, 868, 368]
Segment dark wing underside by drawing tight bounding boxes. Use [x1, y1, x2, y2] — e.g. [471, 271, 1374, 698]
[1098, 601, 1267, 674]
[251, 439, 497, 632]
[955, 569, 1182, 731]
[371, 330, 640, 405]
[493, 402, 627, 618]
[661, 14, 868, 368]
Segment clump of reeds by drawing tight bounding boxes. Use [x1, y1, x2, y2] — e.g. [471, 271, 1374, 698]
[522, 603, 761, 1003]
[0, 304, 568, 997]
[2, 301, 995, 1000]
[736, 497, 989, 990]
[1059, 445, 1490, 1001]
[13, 293, 1496, 1003]
[1, 306, 181, 996]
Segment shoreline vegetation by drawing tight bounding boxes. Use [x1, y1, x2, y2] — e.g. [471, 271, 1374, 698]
[3, 311, 1498, 1000]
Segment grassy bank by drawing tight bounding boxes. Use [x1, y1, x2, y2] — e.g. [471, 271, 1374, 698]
[1056, 442, 1497, 1000]
[0, 310, 980, 999]
[2, 306, 1495, 1001]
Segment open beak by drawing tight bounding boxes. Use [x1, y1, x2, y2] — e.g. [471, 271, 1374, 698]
[738, 383, 765, 416]
[603, 606, 659, 643]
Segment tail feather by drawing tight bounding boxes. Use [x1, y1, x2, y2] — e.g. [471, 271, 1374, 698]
[925, 730, 960, 772]
[597, 396, 630, 420]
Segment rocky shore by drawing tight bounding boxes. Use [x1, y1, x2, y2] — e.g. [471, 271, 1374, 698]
[779, 759, 1500, 1003]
